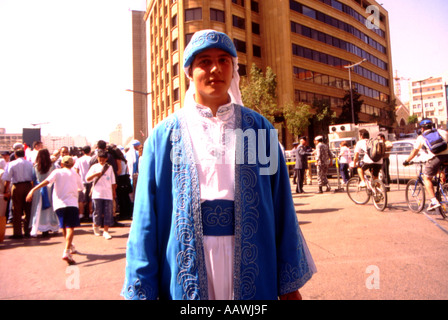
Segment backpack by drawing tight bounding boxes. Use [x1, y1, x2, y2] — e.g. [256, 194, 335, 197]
[366, 137, 386, 162]
[422, 129, 448, 154]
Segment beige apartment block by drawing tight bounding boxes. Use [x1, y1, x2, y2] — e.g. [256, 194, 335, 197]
[144, 0, 395, 146]
[409, 75, 448, 127]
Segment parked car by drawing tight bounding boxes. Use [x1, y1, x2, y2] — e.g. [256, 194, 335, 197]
[387, 140, 429, 181]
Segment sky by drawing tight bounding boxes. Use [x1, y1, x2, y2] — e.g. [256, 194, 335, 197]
[0, 0, 447, 143]
[380, 0, 448, 80]
[0, 0, 145, 144]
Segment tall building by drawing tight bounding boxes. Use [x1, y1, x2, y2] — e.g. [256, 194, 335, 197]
[0, 129, 22, 152]
[131, 10, 149, 142]
[409, 75, 448, 127]
[109, 124, 124, 146]
[145, 0, 394, 146]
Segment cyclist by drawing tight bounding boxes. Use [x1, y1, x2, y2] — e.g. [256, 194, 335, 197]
[404, 119, 448, 211]
[353, 129, 382, 188]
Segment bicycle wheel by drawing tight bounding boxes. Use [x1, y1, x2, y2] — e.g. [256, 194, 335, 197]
[405, 179, 425, 213]
[436, 183, 448, 219]
[372, 179, 388, 211]
[346, 177, 370, 205]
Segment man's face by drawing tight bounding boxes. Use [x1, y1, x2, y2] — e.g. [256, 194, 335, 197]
[300, 139, 307, 146]
[191, 48, 233, 107]
[98, 156, 107, 165]
[61, 147, 69, 157]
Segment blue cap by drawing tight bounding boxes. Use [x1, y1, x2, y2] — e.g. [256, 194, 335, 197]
[420, 119, 433, 127]
[183, 30, 237, 69]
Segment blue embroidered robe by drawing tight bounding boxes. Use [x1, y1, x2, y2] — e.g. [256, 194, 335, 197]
[122, 105, 315, 300]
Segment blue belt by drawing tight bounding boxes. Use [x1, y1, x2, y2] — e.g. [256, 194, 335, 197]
[201, 200, 235, 236]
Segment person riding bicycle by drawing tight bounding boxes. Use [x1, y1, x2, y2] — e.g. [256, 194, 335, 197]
[353, 129, 382, 188]
[404, 119, 448, 211]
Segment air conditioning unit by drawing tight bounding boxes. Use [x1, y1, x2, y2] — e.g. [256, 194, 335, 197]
[329, 124, 354, 133]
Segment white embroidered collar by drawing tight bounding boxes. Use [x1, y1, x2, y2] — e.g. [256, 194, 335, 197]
[194, 102, 234, 121]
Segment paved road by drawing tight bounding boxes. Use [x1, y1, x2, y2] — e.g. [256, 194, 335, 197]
[1, 181, 447, 300]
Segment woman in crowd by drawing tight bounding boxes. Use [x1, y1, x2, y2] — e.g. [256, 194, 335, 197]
[29, 148, 59, 237]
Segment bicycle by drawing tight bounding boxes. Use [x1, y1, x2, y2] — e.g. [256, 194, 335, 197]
[346, 166, 388, 211]
[404, 161, 448, 219]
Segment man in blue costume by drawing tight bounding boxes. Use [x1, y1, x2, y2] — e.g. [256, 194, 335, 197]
[122, 29, 316, 300]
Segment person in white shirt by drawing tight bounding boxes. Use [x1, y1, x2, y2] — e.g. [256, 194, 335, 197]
[338, 141, 351, 184]
[353, 129, 382, 187]
[26, 156, 83, 265]
[404, 119, 448, 211]
[86, 149, 116, 240]
[74, 145, 93, 221]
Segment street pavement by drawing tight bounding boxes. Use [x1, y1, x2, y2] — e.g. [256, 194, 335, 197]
[1, 180, 448, 300]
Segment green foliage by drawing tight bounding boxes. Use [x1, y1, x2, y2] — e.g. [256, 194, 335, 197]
[283, 102, 312, 138]
[312, 99, 337, 137]
[241, 64, 277, 124]
[408, 114, 418, 124]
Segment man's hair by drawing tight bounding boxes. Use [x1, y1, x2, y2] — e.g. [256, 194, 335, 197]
[82, 145, 91, 154]
[359, 129, 370, 139]
[32, 141, 42, 149]
[97, 140, 107, 150]
[97, 149, 108, 158]
[14, 149, 25, 158]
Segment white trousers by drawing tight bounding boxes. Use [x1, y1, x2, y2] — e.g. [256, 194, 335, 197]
[203, 235, 235, 300]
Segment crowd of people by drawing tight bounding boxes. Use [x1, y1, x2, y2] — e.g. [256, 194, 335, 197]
[0, 139, 143, 264]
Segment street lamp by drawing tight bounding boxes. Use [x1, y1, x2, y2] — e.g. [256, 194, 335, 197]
[344, 59, 367, 124]
[415, 77, 433, 120]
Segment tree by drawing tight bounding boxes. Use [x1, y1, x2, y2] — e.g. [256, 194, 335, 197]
[283, 102, 313, 139]
[312, 99, 337, 138]
[408, 114, 418, 125]
[240, 64, 277, 124]
[338, 89, 364, 124]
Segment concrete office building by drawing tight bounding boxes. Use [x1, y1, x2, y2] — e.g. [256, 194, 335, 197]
[144, 0, 394, 146]
[409, 75, 448, 128]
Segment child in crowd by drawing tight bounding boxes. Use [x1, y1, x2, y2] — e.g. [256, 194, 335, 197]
[86, 149, 116, 240]
[26, 156, 83, 265]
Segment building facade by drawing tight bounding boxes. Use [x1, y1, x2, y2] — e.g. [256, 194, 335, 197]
[409, 75, 448, 128]
[145, 0, 394, 146]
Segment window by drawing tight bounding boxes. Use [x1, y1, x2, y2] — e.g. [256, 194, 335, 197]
[302, 6, 316, 19]
[210, 8, 225, 23]
[232, 0, 245, 7]
[238, 64, 247, 76]
[185, 8, 202, 21]
[171, 14, 178, 27]
[233, 39, 246, 53]
[251, 1, 259, 12]
[232, 15, 245, 29]
[172, 38, 178, 51]
[252, 22, 260, 35]
[253, 45, 261, 57]
[172, 63, 179, 77]
[173, 88, 180, 102]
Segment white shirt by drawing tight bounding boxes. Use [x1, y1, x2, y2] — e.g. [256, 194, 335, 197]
[45, 168, 83, 211]
[74, 155, 92, 184]
[87, 163, 116, 200]
[339, 146, 351, 164]
[354, 139, 383, 164]
[414, 129, 448, 159]
[185, 102, 236, 202]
